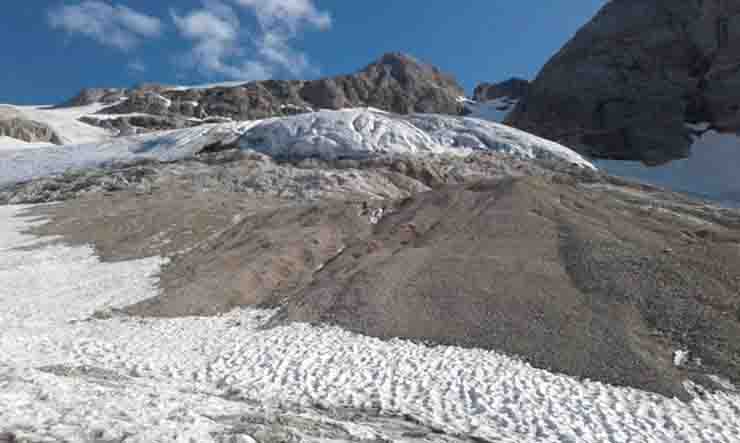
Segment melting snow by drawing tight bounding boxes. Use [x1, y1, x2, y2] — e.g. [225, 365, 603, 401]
[1, 205, 740, 443]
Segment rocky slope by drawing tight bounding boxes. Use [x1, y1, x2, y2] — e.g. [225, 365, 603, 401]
[507, 0, 740, 165]
[60, 53, 466, 135]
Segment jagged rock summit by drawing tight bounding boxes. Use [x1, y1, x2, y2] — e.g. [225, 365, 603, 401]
[508, 0, 740, 165]
[58, 53, 466, 135]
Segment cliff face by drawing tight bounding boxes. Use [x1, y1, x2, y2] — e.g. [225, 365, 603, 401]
[508, 0, 740, 165]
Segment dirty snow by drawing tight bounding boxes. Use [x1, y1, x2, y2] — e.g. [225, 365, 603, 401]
[1, 205, 740, 443]
[0, 109, 594, 187]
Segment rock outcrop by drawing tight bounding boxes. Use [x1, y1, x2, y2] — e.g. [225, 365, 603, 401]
[508, 0, 740, 165]
[64, 53, 466, 135]
[0, 107, 63, 145]
[59, 88, 127, 107]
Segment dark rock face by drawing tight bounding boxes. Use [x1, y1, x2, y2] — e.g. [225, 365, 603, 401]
[473, 78, 530, 102]
[0, 117, 63, 145]
[64, 53, 465, 129]
[507, 0, 740, 165]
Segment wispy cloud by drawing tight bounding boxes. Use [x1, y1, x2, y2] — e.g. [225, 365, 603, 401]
[173, 0, 332, 80]
[47, 1, 162, 51]
[127, 60, 147, 73]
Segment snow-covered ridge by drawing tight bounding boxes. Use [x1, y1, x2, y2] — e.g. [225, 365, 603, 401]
[0, 108, 594, 187]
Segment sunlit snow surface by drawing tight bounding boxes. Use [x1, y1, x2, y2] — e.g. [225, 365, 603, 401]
[0, 108, 594, 187]
[1, 206, 740, 442]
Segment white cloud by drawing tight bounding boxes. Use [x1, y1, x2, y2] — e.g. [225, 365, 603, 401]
[172, 1, 272, 80]
[173, 0, 331, 80]
[127, 60, 147, 73]
[235, 0, 331, 31]
[47, 1, 163, 51]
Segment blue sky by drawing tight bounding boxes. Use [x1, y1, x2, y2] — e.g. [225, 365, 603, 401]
[0, 1, 607, 105]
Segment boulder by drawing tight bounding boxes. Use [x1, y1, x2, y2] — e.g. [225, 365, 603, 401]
[59, 87, 126, 107]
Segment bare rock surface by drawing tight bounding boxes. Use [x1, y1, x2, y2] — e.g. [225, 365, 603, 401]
[508, 0, 740, 165]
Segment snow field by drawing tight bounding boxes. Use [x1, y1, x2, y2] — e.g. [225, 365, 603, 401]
[1, 205, 740, 443]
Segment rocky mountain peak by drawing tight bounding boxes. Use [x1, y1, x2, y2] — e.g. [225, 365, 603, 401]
[56, 53, 466, 135]
[507, 0, 740, 165]
[364, 52, 464, 95]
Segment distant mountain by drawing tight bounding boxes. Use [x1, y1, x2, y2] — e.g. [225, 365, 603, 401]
[507, 0, 740, 166]
[59, 53, 466, 135]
